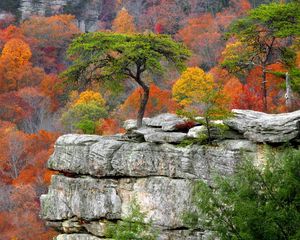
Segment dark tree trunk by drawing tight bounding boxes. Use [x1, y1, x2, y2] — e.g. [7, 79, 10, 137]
[137, 84, 149, 128]
[205, 116, 212, 143]
[134, 71, 149, 128]
[262, 67, 268, 112]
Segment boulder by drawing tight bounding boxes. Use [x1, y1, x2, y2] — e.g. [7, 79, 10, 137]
[145, 113, 186, 130]
[123, 118, 151, 130]
[187, 126, 206, 138]
[226, 109, 300, 143]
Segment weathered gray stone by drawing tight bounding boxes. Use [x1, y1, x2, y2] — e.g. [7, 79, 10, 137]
[47, 134, 103, 174]
[123, 118, 151, 130]
[55, 234, 105, 240]
[144, 132, 187, 143]
[133, 127, 162, 136]
[226, 109, 300, 143]
[46, 134, 255, 180]
[20, 0, 106, 32]
[42, 110, 300, 240]
[187, 126, 206, 138]
[145, 113, 189, 131]
[88, 139, 124, 176]
[118, 177, 193, 228]
[83, 221, 107, 238]
[111, 142, 184, 177]
[40, 175, 121, 221]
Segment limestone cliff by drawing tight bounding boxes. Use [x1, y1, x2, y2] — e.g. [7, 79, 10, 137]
[40, 110, 300, 240]
[19, 0, 114, 32]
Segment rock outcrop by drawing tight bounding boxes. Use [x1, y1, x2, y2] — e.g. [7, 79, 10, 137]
[40, 110, 300, 240]
[226, 109, 300, 143]
[19, 0, 111, 32]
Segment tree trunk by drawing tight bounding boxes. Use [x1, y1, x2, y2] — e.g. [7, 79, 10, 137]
[262, 67, 268, 112]
[205, 116, 211, 143]
[285, 72, 293, 112]
[137, 85, 149, 128]
[135, 74, 150, 128]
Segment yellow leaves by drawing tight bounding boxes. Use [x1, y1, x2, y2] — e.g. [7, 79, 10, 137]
[1, 38, 32, 66]
[221, 41, 244, 62]
[73, 90, 106, 107]
[172, 67, 214, 107]
[112, 8, 136, 34]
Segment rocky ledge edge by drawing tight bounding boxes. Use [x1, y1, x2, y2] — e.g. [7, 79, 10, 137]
[40, 110, 300, 240]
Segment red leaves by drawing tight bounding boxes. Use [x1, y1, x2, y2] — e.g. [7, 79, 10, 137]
[118, 84, 178, 120]
[0, 92, 32, 124]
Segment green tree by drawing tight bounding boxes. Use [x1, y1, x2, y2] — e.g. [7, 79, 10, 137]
[62, 32, 190, 128]
[61, 90, 107, 134]
[222, 1, 300, 112]
[185, 147, 300, 240]
[172, 67, 230, 143]
[106, 198, 158, 240]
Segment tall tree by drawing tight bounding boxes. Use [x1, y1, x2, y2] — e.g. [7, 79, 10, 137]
[112, 8, 136, 34]
[222, 1, 300, 112]
[63, 32, 190, 127]
[0, 38, 32, 92]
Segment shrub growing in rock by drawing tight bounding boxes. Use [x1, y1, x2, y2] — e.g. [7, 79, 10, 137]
[106, 198, 158, 240]
[184, 147, 300, 240]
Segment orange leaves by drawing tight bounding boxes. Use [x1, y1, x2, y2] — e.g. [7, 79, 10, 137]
[220, 63, 287, 113]
[20, 14, 80, 73]
[118, 84, 178, 120]
[2, 38, 32, 65]
[0, 38, 33, 92]
[96, 118, 125, 136]
[21, 15, 79, 48]
[112, 8, 136, 34]
[0, 38, 46, 93]
[39, 74, 63, 111]
[0, 25, 25, 49]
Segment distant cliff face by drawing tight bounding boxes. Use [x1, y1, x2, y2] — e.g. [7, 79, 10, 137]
[19, 0, 115, 32]
[40, 110, 300, 240]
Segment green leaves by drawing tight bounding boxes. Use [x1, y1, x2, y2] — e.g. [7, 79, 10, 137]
[185, 147, 300, 240]
[63, 32, 191, 86]
[105, 198, 158, 240]
[229, 2, 300, 39]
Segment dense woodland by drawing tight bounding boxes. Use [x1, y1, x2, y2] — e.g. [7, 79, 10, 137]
[0, 0, 299, 239]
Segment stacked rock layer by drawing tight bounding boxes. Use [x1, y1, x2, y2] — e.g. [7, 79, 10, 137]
[40, 110, 300, 240]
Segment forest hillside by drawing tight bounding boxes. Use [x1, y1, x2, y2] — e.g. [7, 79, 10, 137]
[0, 0, 299, 239]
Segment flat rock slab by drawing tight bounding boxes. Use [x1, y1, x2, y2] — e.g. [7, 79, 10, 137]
[144, 132, 187, 143]
[145, 113, 189, 131]
[225, 109, 300, 143]
[47, 135, 255, 179]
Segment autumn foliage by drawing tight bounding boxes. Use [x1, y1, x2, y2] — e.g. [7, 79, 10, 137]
[118, 84, 178, 120]
[112, 8, 136, 34]
[0, 1, 299, 239]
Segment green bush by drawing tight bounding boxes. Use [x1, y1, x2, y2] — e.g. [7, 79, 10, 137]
[184, 147, 300, 240]
[105, 198, 158, 240]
